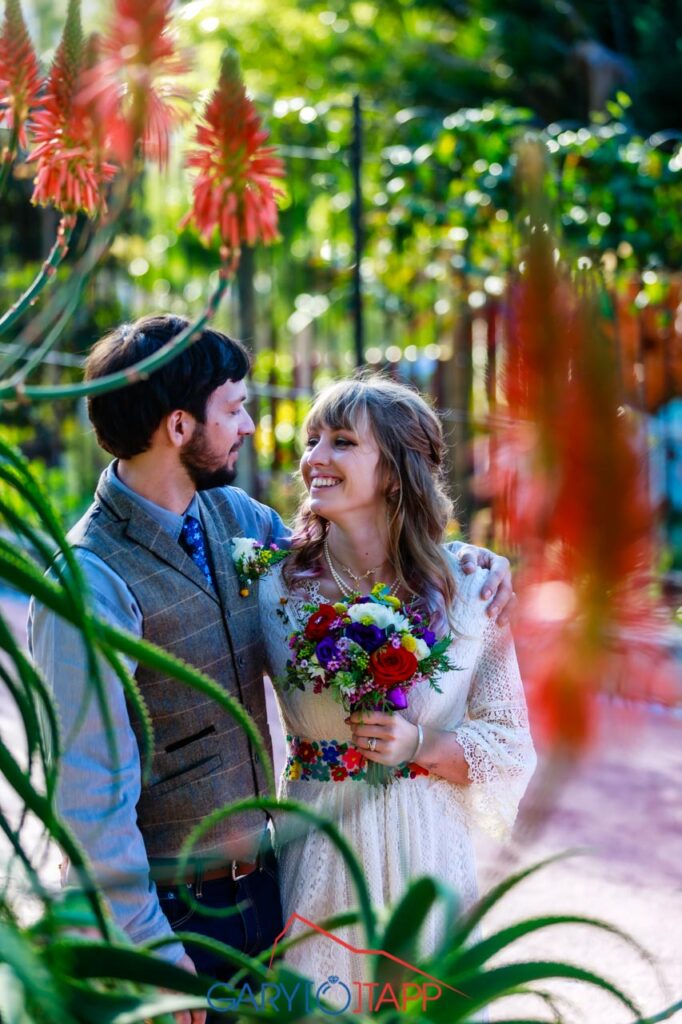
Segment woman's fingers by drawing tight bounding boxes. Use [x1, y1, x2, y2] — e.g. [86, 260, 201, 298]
[346, 711, 392, 727]
[485, 559, 514, 620]
[349, 722, 390, 737]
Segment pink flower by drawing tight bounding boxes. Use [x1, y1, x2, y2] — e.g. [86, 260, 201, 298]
[181, 49, 284, 258]
[0, 0, 42, 149]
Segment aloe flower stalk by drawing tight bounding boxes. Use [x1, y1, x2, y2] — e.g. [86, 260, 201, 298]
[0, 0, 42, 187]
[0, 264, 232, 402]
[489, 141, 677, 751]
[181, 48, 284, 262]
[0, 213, 76, 337]
[78, 0, 189, 168]
[29, 0, 116, 216]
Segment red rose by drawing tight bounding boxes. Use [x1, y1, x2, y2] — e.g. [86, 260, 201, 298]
[369, 645, 418, 688]
[304, 603, 338, 640]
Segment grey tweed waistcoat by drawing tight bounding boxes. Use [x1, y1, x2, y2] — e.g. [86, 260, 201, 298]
[68, 471, 272, 861]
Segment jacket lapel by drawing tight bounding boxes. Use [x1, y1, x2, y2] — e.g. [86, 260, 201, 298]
[95, 472, 219, 603]
[198, 490, 248, 613]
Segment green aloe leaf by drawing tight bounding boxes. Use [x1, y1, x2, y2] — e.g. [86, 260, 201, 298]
[151, 929, 270, 982]
[443, 913, 655, 978]
[49, 941, 209, 994]
[58, 980, 207, 1024]
[374, 875, 460, 987]
[0, 923, 75, 1023]
[429, 960, 641, 1021]
[447, 849, 583, 949]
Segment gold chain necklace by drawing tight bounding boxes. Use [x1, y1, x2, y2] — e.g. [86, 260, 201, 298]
[323, 538, 400, 599]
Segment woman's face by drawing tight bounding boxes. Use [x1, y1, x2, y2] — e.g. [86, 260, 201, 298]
[300, 417, 386, 521]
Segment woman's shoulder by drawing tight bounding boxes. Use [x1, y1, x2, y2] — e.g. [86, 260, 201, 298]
[256, 554, 316, 605]
[441, 542, 493, 637]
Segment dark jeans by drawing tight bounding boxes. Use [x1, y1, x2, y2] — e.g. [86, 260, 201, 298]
[157, 847, 283, 984]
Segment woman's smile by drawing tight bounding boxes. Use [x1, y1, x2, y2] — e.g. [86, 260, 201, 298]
[310, 475, 342, 489]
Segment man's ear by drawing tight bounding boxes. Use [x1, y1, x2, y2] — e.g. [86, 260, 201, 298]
[165, 409, 196, 449]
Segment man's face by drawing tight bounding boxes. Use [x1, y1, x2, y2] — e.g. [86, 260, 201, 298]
[180, 379, 255, 489]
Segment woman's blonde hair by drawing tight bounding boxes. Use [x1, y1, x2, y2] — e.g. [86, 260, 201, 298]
[283, 374, 458, 633]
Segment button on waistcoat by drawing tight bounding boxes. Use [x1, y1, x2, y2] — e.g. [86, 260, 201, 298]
[68, 472, 272, 861]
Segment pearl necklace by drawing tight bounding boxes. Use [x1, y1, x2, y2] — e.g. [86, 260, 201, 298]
[323, 538, 401, 599]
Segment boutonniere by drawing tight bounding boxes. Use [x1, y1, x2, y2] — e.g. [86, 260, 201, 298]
[230, 537, 288, 597]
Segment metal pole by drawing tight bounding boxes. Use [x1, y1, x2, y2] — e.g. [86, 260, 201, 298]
[350, 94, 364, 367]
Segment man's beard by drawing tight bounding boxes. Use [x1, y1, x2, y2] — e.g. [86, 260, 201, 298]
[180, 424, 239, 490]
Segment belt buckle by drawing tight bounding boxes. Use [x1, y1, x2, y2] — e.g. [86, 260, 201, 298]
[232, 859, 255, 882]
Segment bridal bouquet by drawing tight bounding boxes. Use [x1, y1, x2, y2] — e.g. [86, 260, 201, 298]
[280, 583, 455, 784]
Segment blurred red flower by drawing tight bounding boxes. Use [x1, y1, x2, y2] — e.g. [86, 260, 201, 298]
[182, 49, 284, 257]
[0, 0, 42, 149]
[78, 0, 189, 167]
[29, 4, 116, 215]
[488, 153, 677, 750]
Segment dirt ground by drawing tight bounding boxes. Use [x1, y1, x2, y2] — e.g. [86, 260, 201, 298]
[2, 593, 681, 1023]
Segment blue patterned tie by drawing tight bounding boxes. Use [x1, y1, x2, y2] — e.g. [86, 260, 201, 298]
[179, 514, 216, 589]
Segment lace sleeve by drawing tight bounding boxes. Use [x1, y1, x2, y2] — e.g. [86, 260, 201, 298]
[454, 619, 537, 840]
[257, 563, 303, 683]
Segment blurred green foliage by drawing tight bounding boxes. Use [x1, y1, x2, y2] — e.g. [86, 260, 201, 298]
[3, 0, 681, 524]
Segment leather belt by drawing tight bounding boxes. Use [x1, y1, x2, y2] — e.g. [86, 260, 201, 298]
[151, 860, 258, 886]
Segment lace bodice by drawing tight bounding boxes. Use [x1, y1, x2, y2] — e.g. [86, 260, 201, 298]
[259, 552, 537, 839]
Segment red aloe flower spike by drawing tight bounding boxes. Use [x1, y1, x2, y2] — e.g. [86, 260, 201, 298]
[488, 141, 677, 752]
[78, 0, 190, 168]
[0, 0, 42, 151]
[181, 48, 285, 264]
[28, 0, 117, 216]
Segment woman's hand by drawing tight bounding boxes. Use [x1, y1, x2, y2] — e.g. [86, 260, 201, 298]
[454, 543, 517, 627]
[347, 712, 473, 784]
[346, 710, 419, 766]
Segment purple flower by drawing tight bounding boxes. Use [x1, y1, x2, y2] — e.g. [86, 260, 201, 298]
[386, 686, 408, 710]
[345, 622, 386, 652]
[316, 636, 342, 667]
[422, 629, 436, 647]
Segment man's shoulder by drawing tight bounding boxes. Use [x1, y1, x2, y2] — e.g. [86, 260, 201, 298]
[66, 497, 108, 548]
[206, 486, 289, 544]
[218, 486, 270, 516]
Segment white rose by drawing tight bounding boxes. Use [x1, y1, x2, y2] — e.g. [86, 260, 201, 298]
[346, 602, 409, 632]
[230, 537, 259, 562]
[413, 638, 431, 661]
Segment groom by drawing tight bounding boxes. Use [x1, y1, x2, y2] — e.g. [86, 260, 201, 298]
[29, 314, 515, 993]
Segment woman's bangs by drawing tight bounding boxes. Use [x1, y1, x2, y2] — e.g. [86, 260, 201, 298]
[304, 386, 369, 435]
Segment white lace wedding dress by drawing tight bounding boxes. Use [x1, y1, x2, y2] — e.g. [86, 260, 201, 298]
[259, 553, 537, 992]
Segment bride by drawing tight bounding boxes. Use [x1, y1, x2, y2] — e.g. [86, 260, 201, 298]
[258, 376, 537, 986]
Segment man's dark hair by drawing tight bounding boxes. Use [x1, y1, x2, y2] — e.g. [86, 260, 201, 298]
[85, 314, 250, 459]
